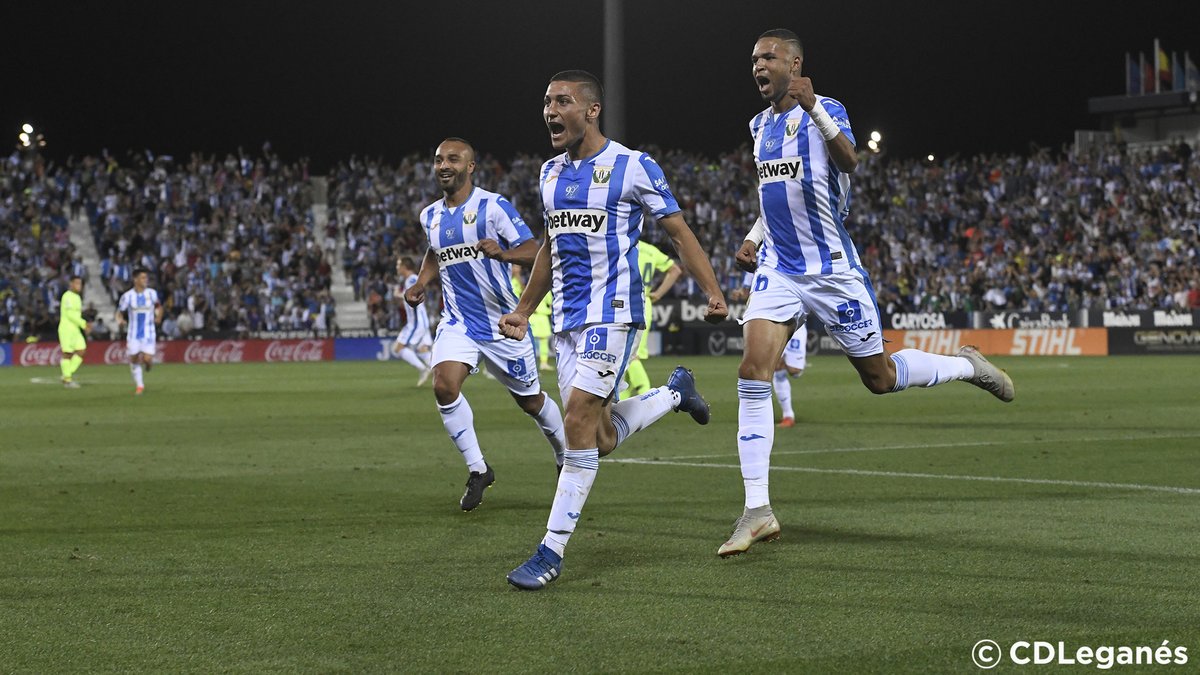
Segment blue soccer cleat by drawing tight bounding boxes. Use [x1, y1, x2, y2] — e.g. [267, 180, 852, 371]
[667, 366, 710, 425]
[506, 544, 563, 590]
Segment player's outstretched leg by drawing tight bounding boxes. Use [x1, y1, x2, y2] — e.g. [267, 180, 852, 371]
[605, 365, 709, 455]
[884, 347, 1014, 402]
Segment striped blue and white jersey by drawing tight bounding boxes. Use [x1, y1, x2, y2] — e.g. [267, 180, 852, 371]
[400, 273, 430, 339]
[420, 187, 533, 342]
[117, 287, 160, 341]
[540, 140, 680, 332]
[751, 98, 858, 276]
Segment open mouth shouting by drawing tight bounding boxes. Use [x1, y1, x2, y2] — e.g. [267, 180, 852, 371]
[547, 120, 567, 144]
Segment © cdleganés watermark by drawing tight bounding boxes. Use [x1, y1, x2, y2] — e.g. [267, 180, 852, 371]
[972, 639, 1188, 669]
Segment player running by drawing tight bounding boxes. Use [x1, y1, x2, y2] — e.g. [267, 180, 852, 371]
[392, 256, 433, 386]
[721, 29, 1016, 557]
[501, 70, 728, 590]
[620, 239, 682, 399]
[116, 268, 163, 395]
[58, 274, 91, 388]
[405, 137, 567, 511]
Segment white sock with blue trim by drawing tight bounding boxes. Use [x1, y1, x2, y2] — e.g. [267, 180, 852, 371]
[131, 363, 144, 388]
[528, 395, 566, 467]
[542, 448, 600, 556]
[438, 394, 486, 473]
[889, 350, 974, 391]
[609, 386, 675, 449]
[772, 369, 793, 419]
[737, 378, 774, 509]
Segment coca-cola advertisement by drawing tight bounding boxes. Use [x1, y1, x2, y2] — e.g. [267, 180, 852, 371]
[10, 339, 333, 366]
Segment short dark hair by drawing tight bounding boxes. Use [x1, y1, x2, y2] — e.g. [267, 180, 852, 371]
[439, 137, 476, 161]
[550, 70, 604, 105]
[399, 256, 416, 271]
[133, 267, 150, 278]
[69, 274, 83, 282]
[757, 29, 803, 56]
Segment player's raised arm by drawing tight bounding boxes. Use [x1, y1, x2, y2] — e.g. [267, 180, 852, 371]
[658, 213, 727, 324]
[498, 236, 552, 340]
[788, 75, 857, 174]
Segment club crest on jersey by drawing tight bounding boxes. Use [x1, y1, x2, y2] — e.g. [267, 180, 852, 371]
[463, 211, 477, 225]
[565, 183, 580, 198]
[785, 119, 800, 137]
[592, 166, 613, 184]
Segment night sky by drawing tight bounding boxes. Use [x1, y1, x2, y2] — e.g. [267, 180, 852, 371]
[7, 0, 1200, 171]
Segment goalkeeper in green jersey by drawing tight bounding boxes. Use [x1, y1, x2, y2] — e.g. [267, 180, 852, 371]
[58, 275, 92, 388]
[621, 240, 683, 399]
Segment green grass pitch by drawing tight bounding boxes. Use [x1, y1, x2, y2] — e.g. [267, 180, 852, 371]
[2, 355, 1198, 672]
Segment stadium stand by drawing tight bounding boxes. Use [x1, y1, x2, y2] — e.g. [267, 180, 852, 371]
[4, 141, 1197, 342]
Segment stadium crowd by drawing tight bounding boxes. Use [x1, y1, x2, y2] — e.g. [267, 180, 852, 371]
[4, 140, 1198, 341]
[2, 147, 337, 341]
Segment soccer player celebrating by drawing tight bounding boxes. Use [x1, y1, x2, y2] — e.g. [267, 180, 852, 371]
[116, 268, 163, 395]
[500, 70, 728, 590]
[721, 29, 1015, 557]
[391, 256, 433, 386]
[58, 274, 91, 388]
[405, 137, 567, 511]
[620, 239, 682, 399]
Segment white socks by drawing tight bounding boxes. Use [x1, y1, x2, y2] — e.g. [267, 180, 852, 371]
[890, 349, 974, 391]
[398, 347, 430, 372]
[737, 378, 774, 509]
[772, 369, 793, 419]
[609, 386, 676, 449]
[131, 363, 144, 388]
[527, 395, 567, 467]
[542, 448, 600, 556]
[437, 394, 485, 473]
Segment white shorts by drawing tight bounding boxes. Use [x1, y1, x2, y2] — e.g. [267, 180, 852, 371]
[127, 338, 157, 356]
[743, 266, 883, 358]
[782, 325, 808, 371]
[394, 322, 433, 350]
[554, 324, 639, 404]
[431, 320, 540, 397]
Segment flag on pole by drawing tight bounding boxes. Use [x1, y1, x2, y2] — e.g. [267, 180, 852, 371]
[1187, 52, 1200, 92]
[1156, 39, 1171, 92]
[1142, 52, 1155, 94]
[1126, 52, 1140, 95]
[1173, 51, 1185, 91]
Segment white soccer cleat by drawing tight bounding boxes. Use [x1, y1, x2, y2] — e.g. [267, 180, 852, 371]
[417, 368, 432, 387]
[957, 345, 1015, 402]
[718, 506, 781, 557]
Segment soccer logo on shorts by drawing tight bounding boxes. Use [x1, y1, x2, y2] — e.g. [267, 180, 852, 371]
[586, 327, 608, 350]
[836, 300, 862, 325]
[506, 358, 525, 377]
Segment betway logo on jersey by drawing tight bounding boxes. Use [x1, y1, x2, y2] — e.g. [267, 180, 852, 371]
[756, 158, 804, 184]
[436, 243, 483, 268]
[546, 209, 608, 236]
